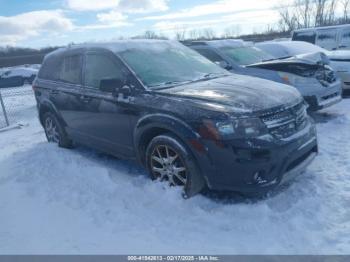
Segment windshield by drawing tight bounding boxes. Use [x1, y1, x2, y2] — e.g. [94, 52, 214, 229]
[118, 44, 227, 89]
[218, 46, 275, 66]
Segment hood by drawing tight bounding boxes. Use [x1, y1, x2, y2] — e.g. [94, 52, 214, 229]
[247, 52, 333, 79]
[248, 51, 329, 68]
[327, 50, 350, 61]
[157, 75, 302, 114]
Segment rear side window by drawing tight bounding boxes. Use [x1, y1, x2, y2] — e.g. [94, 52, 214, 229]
[316, 29, 338, 50]
[292, 31, 316, 44]
[194, 48, 225, 64]
[38, 55, 63, 81]
[340, 29, 350, 48]
[60, 55, 82, 85]
[84, 53, 125, 89]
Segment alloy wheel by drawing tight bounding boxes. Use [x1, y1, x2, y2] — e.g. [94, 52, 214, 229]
[45, 116, 60, 143]
[150, 145, 187, 187]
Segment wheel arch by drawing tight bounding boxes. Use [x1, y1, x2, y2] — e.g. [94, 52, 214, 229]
[134, 114, 201, 166]
[38, 100, 65, 127]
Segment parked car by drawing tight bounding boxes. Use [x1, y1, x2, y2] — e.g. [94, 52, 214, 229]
[292, 24, 350, 51]
[256, 41, 350, 96]
[33, 40, 318, 198]
[0, 66, 38, 88]
[185, 39, 342, 111]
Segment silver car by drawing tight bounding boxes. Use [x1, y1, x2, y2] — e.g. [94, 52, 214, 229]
[256, 40, 350, 96]
[185, 39, 342, 111]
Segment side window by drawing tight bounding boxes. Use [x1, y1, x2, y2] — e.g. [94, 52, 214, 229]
[38, 55, 63, 81]
[84, 54, 125, 90]
[292, 31, 316, 44]
[194, 48, 224, 64]
[60, 55, 82, 84]
[316, 29, 338, 50]
[340, 29, 350, 49]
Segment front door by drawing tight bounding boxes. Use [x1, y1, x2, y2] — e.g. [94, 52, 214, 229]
[78, 50, 136, 158]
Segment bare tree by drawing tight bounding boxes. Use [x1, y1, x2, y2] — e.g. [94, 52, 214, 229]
[223, 25, 241, 38]
[174, 25, 187, 41]
[143, 30, 157, 39]
[202, 28, 216, 40]
[277, 0, 341, 31]
[341, 0, 350, 21]
[188, 29, 200, 40]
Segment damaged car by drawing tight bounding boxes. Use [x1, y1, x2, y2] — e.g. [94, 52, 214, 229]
[257, 40, 350, 96]
[34, 40, 318, 198]
[185, 39, 342, 111]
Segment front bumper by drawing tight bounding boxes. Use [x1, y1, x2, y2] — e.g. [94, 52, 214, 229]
[303, 80, 342, 111]
[193, 118, 318, 194]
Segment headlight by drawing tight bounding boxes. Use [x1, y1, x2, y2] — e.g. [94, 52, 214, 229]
[277, 72, 298, 85]
[278, 71, 317, 86]
[200, 118, 267, 140]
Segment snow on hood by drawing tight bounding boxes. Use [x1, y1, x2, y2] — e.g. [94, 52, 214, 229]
[256, 41, 326, 58]
[327, 50, 350, 60]
[249, 51, 329, 67]
[159, 75, 303, 114]
[289, 52, 330, 65]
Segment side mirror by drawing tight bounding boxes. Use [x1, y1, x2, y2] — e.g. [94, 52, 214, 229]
[99, 78, 123, 93]
[117, 85, 132, 99]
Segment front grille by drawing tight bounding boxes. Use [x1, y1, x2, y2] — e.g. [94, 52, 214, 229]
[260, 102, 308, 139]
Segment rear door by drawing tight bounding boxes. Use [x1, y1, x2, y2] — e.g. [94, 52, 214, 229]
[78, 50, 135, 157]
[49, 50, 88, 139]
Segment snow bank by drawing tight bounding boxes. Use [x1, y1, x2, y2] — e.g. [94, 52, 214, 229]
[0, 91, 349, 254]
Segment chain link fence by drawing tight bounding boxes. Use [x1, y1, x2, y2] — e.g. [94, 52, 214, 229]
[0, 85, 36, 129]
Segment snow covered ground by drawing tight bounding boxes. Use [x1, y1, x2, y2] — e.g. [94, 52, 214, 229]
[0, 88, 349, 254]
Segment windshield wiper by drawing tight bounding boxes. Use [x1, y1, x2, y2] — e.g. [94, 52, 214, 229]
[198, 72, 228, 80]
[149, 80, 192, 90]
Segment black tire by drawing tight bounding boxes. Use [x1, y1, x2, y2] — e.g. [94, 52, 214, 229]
[42, 112, 72, 148]
[146, 133, 206, 198]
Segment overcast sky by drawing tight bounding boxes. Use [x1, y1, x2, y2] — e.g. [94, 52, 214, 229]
[0, 0, 283, 48]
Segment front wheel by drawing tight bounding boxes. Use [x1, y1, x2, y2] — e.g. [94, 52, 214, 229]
[146, 134, 206, 198]
[43, 112, 72, 148]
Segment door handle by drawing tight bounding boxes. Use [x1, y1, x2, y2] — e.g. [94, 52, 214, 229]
[50, 89, 59, 95]
[79, 95, 92, 103]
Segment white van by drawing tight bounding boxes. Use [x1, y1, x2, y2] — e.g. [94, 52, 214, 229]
[292, 24, 350, 51]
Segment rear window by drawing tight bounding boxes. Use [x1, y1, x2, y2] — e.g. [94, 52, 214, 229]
[292, 31, 316, 44]
[38, 55, 63, 81]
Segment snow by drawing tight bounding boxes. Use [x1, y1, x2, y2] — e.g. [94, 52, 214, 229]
[256, 41, 326, 59]
[59, 40, 188, 55]
[207, 39, 251, 48]
[0, 66, 38, 78]
[0, 86, 350, 254]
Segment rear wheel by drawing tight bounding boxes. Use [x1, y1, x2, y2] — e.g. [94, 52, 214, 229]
[146, 134, 205, 198]
[43, 112, 72, 148]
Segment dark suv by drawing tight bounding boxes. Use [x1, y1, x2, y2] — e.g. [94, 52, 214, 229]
[33, 40, 318, 198]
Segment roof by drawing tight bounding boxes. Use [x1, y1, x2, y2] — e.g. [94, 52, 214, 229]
[293, 24, 350, 33]
[45, 40, 185, 59]
[184, 39, 251, 48]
